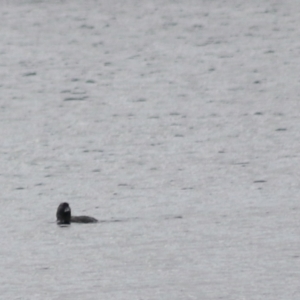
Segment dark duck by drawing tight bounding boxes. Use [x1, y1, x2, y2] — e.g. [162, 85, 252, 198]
[56, 202, 98, 224]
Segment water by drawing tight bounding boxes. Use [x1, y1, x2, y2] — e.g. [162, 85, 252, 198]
[0, 0, 300, 299]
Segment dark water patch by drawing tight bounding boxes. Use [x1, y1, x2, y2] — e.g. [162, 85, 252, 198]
[150, 143, 162, 146]
[80, 24, 94, 29]
[64, 96, 88, 101]
[276, 128, 287, 131]
[232, 162, 249, 165]
[83, 149, 103, 153]
[253, 180, 267, 183]
[133, 98, 147, 102]
[219, 54, 233, 59]
[192, 24, 203, 30]
[163, 215, 183, 220]
[57, 224, 71, 228]
[163, 22, 178, 27]
[128, 55, 140, 59]
[98, 217, 140, 223]
[23, 72, 36, 76]
[92, 42, 104, 47]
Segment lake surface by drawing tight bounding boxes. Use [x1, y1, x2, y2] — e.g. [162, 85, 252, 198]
[0, 0, 300, 299]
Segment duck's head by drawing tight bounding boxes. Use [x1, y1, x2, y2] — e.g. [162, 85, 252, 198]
[56, 202, 71, 224]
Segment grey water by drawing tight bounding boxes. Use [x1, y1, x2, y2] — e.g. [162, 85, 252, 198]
[0, 0, 300, 299]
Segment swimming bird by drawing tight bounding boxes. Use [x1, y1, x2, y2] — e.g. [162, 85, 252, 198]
[56, 202, 98, 224]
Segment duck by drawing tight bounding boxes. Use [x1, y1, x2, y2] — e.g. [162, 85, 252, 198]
[56, 202, 98, 224]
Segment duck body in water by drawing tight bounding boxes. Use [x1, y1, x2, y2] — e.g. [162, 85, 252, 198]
[56, 202, 98, 225]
